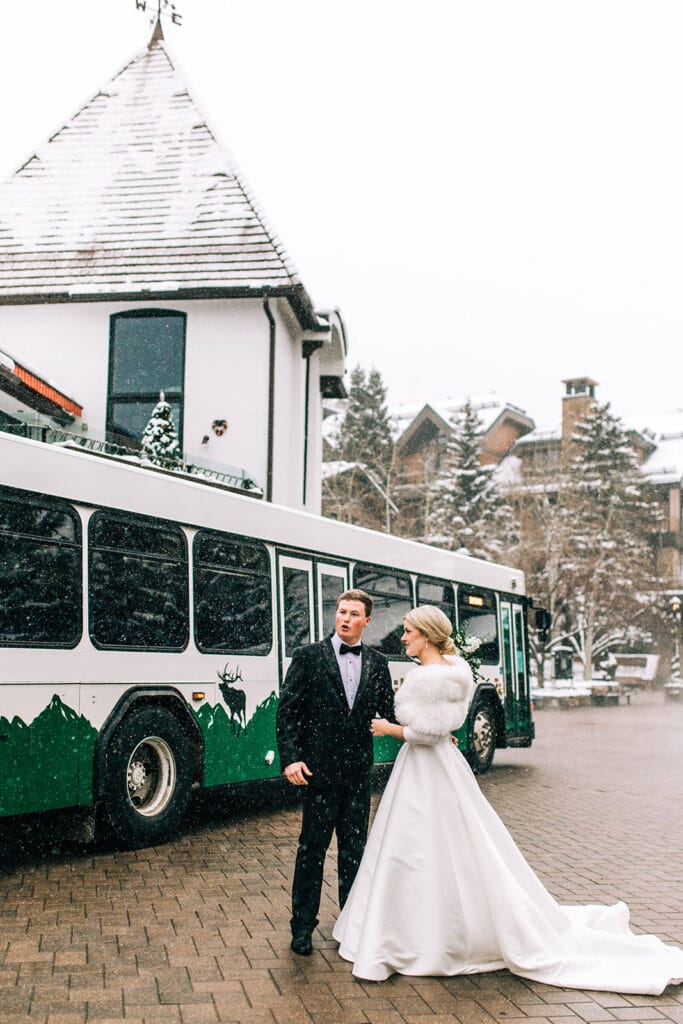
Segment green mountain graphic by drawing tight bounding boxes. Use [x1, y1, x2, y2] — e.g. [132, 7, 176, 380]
[0, 695, 97, 816]
[0, 690, 403, 819]
[196, 691, 281, 787]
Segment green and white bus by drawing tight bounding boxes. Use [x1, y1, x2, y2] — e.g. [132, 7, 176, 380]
[0, 431, 534, 848]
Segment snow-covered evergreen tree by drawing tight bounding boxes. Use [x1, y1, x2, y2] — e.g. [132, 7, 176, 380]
[141, 393, 181, 468]
[563, 402, 661, 679]
[338, 366, 394, 484]
[323, 365, 396, 531]
[426, 399, 509, 559]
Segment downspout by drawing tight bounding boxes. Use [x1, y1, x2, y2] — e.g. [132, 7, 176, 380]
[263, 296, 276, 503]
[302, 339, 324, 508]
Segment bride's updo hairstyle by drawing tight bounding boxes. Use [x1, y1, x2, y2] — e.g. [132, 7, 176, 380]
[404, 605, 457, 655]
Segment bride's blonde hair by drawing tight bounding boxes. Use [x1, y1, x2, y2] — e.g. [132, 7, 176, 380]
[404, 605, 457, 655]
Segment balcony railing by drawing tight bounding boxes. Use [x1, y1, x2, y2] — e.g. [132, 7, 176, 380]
[1, 422, 263, 498]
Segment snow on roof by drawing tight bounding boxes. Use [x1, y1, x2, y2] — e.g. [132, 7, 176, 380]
[622, 410, 683, 483]
[641, 434, 683, 484]
[391, 392, 532, 438]
[0, 38, 316, 322]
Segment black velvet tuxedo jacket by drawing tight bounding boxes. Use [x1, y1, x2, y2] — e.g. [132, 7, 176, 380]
[276, 637, 395, 788]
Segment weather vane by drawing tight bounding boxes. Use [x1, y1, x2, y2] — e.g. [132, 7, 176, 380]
[134, 0, 182, 30]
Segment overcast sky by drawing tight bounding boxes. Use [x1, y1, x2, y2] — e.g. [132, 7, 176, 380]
[1, 0, 682, 430]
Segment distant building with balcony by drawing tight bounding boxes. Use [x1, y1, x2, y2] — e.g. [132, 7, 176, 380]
[513, 377, 683, 588]
[391, 394, 536, 539]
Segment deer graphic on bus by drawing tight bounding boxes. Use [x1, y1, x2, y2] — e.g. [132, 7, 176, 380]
[217, 664, 247, 734]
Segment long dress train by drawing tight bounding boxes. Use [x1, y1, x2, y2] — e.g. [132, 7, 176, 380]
[333, 663, 683, 993]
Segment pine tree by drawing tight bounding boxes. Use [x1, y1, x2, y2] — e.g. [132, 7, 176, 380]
[338, 366, 394, 484]
[323, 365, 396, 531]
[563, 402, 661, 679]
[426, 399, 505, 559]
[141, 393, 181, 468]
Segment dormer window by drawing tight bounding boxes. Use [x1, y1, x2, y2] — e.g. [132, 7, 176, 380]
[107, 310, 186, 449]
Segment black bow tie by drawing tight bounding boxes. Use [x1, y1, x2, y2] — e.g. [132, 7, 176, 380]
[339, 643, 362, 656]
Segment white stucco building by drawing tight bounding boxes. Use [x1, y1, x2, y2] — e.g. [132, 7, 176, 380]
[0, 24, 346, 512]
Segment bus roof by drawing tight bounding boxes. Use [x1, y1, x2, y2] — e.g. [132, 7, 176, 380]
[2, 432, 526, 596]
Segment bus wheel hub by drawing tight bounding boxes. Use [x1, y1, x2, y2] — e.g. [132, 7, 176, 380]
[128, 761, 146, 791]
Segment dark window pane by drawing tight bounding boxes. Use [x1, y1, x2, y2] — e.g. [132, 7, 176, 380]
[111, 315, 185, 395]
[0, 537, 81, 646]
[89, 512, 188, 650]
[416, 577, 455, 626]
[0, 498, 77, 542]
[0, 493, 81, 647]
[320, 573, 345, 637]
[193, 533, 272, 654]
[195, 534, 270, 575]
[108, 312, 185, 446]
[282, 567, 310, 656]
[194, 569, 271, 653]
[109, 398, 182, 446]
[91, 516, 184, 560]
[353, 563, 411, 657]
[458, 588, 499, 664]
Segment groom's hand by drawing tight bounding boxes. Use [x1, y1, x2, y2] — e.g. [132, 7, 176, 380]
[284, 761, 313, 786]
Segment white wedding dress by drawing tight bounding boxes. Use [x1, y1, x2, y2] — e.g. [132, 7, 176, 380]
[333, 658, 683, 994]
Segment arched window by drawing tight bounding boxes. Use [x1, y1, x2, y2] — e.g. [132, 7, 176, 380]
[107, 310, 186, 448]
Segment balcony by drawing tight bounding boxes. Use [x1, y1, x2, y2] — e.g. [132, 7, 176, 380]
[0, 422, 263, 498]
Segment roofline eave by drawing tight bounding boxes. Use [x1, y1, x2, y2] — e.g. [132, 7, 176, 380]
[0, 282, 321, 331]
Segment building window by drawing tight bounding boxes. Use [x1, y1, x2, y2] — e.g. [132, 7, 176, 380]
[107, 310, 186, 448]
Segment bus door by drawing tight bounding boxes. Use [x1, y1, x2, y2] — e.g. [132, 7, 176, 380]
[316, 563, 349, 640]
[277, 554, 315, 681]
[500, 601, 531, 737]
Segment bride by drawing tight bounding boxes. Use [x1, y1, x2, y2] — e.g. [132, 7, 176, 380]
[333, 605, 683, 993]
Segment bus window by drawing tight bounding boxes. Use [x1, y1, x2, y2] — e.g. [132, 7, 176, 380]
[416, 577, 455, 625]
[194, 532, 272, 654]
[89, 511, 188, 650]
[282, 566, 312, 656]
[353, 564, 411, 657]
[457, 587, 500, 664]
[319, 569, 347, 638]
[0, 490, 81, 647]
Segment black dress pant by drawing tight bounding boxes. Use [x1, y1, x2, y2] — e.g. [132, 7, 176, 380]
[291, 774, 372, 933]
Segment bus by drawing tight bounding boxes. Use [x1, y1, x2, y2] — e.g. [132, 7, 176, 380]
[0, 431, 535, 848]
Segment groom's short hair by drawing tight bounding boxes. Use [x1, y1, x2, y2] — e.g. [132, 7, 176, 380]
[337, 589, 373, 617]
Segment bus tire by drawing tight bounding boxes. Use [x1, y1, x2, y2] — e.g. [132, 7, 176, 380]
[102, 706, 192, 849]
[466, 698, 496, 774]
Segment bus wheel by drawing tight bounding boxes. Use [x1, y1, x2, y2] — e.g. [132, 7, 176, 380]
[103, 707, 192, 848]
[467, 700, 496, 774]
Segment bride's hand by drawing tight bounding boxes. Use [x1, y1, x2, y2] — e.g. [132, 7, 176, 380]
[371, 718, 390, 737]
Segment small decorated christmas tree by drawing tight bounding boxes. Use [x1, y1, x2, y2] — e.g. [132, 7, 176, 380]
[141, 392, 181, 468]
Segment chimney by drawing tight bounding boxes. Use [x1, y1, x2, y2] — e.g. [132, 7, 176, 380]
[561, 377, 598, 460]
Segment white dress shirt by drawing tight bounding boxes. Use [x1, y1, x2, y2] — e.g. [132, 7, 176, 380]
[331, 632, 363, 709]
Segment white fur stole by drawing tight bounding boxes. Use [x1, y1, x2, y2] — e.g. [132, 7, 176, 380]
[394, 655, 475, 735]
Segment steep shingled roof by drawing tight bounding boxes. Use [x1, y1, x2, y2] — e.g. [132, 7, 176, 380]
[0, 37, 319, 326]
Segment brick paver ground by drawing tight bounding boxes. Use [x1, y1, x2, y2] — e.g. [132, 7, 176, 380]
[1, 690, 682, 1024]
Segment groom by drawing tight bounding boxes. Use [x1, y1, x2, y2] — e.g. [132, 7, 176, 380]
[276, 589, 395, 956]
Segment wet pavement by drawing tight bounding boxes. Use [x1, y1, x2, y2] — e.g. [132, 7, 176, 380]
[1, 689, 682, 1023]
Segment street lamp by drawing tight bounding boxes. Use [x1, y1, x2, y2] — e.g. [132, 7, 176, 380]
[670, 595, 681, 683]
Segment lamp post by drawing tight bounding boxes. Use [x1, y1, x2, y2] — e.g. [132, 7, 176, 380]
[670, 595, 681, 683]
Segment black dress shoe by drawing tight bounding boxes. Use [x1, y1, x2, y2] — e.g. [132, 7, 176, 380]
[290, 931, 313, 956]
